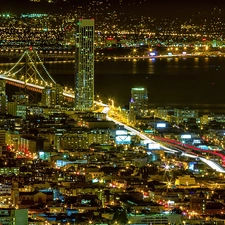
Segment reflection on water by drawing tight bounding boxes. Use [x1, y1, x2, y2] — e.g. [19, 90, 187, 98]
[132, 59, 137, 74]
[1, 57, 225, 113]
[148, 59, 155, 74]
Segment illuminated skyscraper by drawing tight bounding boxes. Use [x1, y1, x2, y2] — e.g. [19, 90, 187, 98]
[129, 87, 148, 123]
[75, 19, 95, 111]
[41, 84, 63, 107]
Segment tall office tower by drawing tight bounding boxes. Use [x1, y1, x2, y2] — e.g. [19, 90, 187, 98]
[129, 87, 148, 122]
[41, 84, 63, 107]
[75, 19, 95, 111]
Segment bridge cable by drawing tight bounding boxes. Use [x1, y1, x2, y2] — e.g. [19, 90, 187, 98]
[4, 51, 26, 75]
[26, 52, 46, 83]
[10, 65, 25, 77]
[35, 51, 56, 84]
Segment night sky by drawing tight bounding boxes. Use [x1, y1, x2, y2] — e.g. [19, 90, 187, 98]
[2, 0, 225, 18]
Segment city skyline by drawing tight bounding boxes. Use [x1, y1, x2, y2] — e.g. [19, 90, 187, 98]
[1, 1, 225, 225]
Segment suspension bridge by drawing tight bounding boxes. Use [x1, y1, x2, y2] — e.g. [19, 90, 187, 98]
[0, 49, 75, 99]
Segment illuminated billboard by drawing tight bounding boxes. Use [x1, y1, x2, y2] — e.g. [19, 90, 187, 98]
[144, 130, 154, 133]
[193, 139, 201, 144]
[181, 134, 192, 139]
[116, 135, 131, 144]
[198, 145, 208, 150]
[147, 143, 161, 150]
[156, 123, 166, 128]
[116, 130, 128, 135]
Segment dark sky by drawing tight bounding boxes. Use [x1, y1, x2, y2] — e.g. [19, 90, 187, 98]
[2, 0, 225, 17]
[120, 0, 225, 18]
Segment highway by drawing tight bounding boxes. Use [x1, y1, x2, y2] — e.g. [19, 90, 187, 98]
[106, 114, 225, 173]
[107, 115, 178, 154]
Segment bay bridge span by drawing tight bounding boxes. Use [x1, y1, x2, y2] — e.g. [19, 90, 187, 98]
[0, 49, 75, 99]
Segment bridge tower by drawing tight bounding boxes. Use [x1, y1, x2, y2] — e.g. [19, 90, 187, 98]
[24, 48, 38, 103]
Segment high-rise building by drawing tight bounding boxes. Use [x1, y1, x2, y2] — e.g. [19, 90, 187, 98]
[41, 84, 63, 107]
[75, 19, 95, 111]
[129, 87, 148, 123]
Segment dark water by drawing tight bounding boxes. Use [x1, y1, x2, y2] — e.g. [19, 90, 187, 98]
[2, 56, 225, 114]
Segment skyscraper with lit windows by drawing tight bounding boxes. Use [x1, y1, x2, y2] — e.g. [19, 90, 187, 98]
[129, 87, 148, 123]
[74, 19, 95, 111]
[41, 84, 63, 107]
